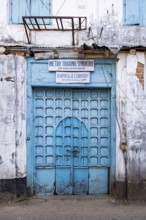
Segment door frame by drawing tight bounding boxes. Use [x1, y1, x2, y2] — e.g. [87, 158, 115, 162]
[26, 58, 116, 195]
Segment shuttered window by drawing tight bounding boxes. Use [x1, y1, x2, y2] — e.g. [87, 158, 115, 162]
[9, 0, 52, 24]
[124, 0, 146, 25]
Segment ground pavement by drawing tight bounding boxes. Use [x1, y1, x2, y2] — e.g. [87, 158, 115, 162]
[0, 195, 146, 220]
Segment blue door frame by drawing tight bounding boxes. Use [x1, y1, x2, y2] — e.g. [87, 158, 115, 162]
[26, 58, 116, 195]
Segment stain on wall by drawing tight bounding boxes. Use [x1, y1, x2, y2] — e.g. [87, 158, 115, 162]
[0, 156, 3, 164]
[136, 62, 144, 89]
[10, 152, 16, 165]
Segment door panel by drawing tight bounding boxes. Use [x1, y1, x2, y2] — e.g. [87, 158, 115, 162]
[33, 88, 111, 195]
[55, 117, 89, 194]
[55, 167, 72, 195]
[74, 168, 88, 194]
[89, 168, 108, 195]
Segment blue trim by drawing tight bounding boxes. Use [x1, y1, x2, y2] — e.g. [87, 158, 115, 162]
[109, 61, 116, 191]
[26, 58, 116, 194]
[26, 59, 34, 192]
[9, 0, 12, 23]
[123, 0, 146, 26]
[9, 0, 52, 24]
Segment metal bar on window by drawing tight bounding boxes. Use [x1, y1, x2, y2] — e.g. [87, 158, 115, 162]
[60, 18, 64, 30]
[42, 18, 47, 29]
[56, 18, 60, 29]
[34, 18, 41, 30]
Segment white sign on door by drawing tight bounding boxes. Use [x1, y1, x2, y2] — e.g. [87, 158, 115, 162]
[56, 72, 90, 83]
[49, 60, 94, 71]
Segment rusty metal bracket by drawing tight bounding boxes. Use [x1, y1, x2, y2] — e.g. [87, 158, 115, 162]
[22, 16, 87, 46]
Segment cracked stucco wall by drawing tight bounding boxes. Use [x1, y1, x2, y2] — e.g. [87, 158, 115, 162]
[0, 55, 26, 179]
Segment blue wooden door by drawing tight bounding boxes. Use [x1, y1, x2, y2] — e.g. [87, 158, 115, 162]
[33, 88, 111, 195]
[55, 117, 89, 194]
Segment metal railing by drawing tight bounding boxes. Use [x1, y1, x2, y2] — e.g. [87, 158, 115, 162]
[23, 16, 87, 45]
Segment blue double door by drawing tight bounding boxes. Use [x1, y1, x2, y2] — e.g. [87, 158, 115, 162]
[33, 88, 111, 195]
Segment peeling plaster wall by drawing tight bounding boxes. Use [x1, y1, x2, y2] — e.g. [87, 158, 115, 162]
[127, 52, 146, 183]
[0, 55, 26, 180]
[82, 1, 146, 50]
[0, 56, 16, 179]
[116, 52, 146, 189]
[1, 0, 146, 48]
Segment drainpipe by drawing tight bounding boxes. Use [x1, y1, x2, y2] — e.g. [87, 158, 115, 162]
[14, 56, 19, 197]
[120, 142, 128, 201]
[117, 115, 128, 201]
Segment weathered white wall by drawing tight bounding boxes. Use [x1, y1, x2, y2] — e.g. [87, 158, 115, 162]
[127, 52, 146, 183]
[116, 52, 146, 182]
[0, 55, 26, 179]
[0, 0, 146, 48]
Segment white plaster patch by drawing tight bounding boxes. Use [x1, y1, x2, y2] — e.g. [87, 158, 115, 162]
[136, 52, 145, 64]
[127, 54, 137, 75]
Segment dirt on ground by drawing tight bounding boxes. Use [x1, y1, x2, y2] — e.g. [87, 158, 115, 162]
[0, 194, 146, 220]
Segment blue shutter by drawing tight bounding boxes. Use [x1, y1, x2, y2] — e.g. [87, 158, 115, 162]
[9, 0, 30, 23]
[124, 0, 140, 25]
[30, 0, 51, 16]
[142, 0, 146, 25]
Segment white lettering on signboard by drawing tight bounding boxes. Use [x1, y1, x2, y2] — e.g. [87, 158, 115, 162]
[56, 72, 90, 83]
[49, 60, 94, 71]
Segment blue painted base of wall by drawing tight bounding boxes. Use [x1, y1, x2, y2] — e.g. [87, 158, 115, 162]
[0, 178, 27, 197]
